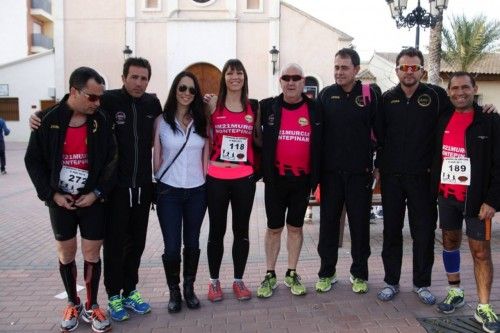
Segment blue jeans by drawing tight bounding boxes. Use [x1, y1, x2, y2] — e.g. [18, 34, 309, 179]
[156, 182, 207, 261]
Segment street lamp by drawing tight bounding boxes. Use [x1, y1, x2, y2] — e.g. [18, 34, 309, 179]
[385, 0, 448, 49]
[269, 46, 279, 75]
[123, 45, 133, 59]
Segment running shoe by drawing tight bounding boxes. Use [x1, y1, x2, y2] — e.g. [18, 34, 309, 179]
[207, 280, 223, 302]
[60, 301, 83, 332]
[232, 280, 252, 300]
[123, 290, 151, 314]
[257, 273, 277, 298]
[437, 287, 464, 314]
[82, 304, 111, 333]
[107, 295, 129, 322]
[315, 274, 338, 293]
[350, 275, 368, 293]
[284, 271, 306, 296]
[475, 304, 500, 333]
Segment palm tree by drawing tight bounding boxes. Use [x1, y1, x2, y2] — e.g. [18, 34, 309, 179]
[442, 15, 500, 71]
[428, 17, 444, 85]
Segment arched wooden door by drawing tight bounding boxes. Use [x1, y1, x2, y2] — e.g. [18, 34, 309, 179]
[185, 63, 221, 96]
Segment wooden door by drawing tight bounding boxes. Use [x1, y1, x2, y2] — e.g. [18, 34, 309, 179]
[185, 63, 221, 96]
[40, 99, 57, 110]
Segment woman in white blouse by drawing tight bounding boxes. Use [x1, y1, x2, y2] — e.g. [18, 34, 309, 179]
[153, 71, 209, 313]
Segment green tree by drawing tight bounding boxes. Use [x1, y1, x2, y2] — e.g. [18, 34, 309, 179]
[442, 14, 500, 71]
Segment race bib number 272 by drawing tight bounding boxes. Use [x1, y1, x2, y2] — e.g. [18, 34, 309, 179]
[59, 166, 89, 195]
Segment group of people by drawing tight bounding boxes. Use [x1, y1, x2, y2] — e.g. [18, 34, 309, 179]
[24, 45, 500, 333]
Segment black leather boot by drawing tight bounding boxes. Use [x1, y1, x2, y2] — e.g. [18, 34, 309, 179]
[162, 254, 182, 313]
[183, 248, 201, 309]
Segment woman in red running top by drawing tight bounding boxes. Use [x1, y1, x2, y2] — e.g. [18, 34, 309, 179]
[205, 59, 262, 302]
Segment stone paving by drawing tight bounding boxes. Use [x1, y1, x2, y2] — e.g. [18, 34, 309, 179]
[0, 142, 499, 332]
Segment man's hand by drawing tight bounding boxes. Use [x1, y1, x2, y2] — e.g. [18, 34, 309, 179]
[482, 104, 497, 114]
[29, 113, 42, 130]
[478, 203, 496, 220]
[74, 192, 97, 208]
[53, 192, 76, 210]
[203, 93, 217, 113]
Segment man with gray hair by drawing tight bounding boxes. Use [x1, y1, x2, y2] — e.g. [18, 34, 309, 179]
[256, 63, 322, 298]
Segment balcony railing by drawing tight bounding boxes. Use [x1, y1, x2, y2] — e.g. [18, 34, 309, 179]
[32, 33, 53, 49]
[31, 0, 52, 14]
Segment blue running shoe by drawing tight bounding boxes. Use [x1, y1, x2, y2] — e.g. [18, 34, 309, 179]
[107, 295, 129, 322]
[123, 290, 151, 314]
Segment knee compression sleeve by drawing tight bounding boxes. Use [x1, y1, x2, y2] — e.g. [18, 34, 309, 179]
[443, 249, 460, 274]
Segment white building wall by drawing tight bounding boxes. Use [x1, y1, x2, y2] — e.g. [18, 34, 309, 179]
[0, 0, 28, 65]
[166, 20, 236, 88]
[0, 52, 55, 141]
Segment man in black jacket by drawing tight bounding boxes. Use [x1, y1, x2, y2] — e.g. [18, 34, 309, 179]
[100, 58, 161, 321]
[256, 63, 321, 298]
[431, 72, 500, 333]
[315, 48, 380, 295]
[25, 67, 116, 333]
[30, 58, 162, 321]
[375, 47, 450, 305]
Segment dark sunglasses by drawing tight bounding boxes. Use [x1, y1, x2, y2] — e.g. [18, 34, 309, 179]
[178, 84, 196, 95]
[397, 64, 423, 72]
[78, 89, 101, 102]
[280, 75, 303, 82]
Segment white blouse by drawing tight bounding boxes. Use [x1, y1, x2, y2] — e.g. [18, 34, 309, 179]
[155, 118, 205, 188]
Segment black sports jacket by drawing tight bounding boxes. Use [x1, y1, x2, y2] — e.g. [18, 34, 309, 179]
[376, 83, 450, 174]
[25, 95, 117, 202]
[101, 88, 162, 188]
[430, 104, 500, 216]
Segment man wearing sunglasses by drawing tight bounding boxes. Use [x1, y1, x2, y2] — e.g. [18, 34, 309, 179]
[315, 48, 381, 295]
[375, 47, 496, 305]
[257, 63, 322, 298]
[30, 58, 162, 321]
[25, 67, 116, 333]
[375, 47, 449, 304]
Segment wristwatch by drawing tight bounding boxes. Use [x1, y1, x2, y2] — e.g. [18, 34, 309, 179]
[93, 189, 103, 199]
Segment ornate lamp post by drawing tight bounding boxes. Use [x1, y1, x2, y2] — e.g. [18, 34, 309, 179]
[123, 45, 133, 60]
[385, 0, 449, 49]
[269, 46, 280, 75]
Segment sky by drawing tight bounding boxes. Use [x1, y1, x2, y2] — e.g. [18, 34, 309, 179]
[283, 0, 500, 61]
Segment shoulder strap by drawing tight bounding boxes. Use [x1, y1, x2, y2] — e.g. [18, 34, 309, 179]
[362, 83, 371, 106]
[156, 126, 192, 182]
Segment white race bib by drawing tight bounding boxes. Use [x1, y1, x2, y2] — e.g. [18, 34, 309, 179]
[440, 157, 471, 185]
[59, 166, 89, 195]
[220, 135, 248, 162]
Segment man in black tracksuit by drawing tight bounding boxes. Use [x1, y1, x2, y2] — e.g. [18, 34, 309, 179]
[101, 58, 162, 320]
[29, 58, 161, 321]
[315, 48, 381, 294]
[375, 47, 450, 304]
[430, 72, 500, 333]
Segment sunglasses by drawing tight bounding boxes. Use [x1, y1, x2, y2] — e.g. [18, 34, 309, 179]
[397, 64, 423, 72]
[78, 89, 101, 102]
[280, 75, 303, 82]
[178, 84, 196, 95]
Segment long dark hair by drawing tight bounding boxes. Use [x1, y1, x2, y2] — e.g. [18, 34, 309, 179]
[162, 71, 207, 137]
[216, 59, 249, 111]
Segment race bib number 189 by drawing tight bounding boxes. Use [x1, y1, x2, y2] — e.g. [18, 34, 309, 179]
[59, 166, 89, 195]
[220, 135, 248, 162]
[441, 157, 471, 185]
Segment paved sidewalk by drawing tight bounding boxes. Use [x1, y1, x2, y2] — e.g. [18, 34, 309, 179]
[0, 142, 499, 332]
